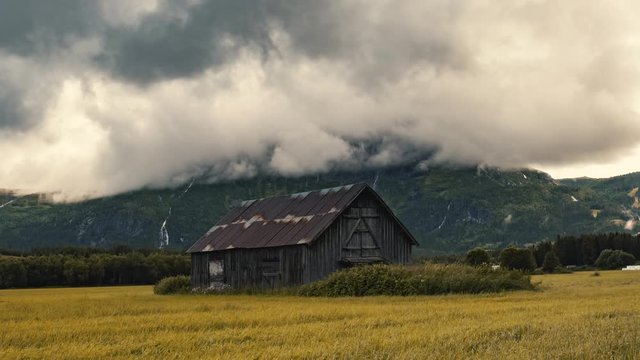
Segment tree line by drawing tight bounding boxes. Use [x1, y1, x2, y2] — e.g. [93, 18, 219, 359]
[461, 232, 640, 272]
[531, 232, 640, 267]
[0, 246, 190, 289]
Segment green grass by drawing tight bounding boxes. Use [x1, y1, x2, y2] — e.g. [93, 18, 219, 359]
[1, 271, 640, 359]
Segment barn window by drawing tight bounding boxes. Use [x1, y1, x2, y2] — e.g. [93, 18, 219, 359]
[209, 259, 224, 282]
[261, 257, 281, 276]
[261, 257, 281, 288]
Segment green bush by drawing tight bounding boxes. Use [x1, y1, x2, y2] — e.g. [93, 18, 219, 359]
[595, 249, 636, 270]
[154, 275, 191, 295]
[499, 247, 536, 272]
[298, 263, 535, 297]
[542, 251, 560, 273]
[464, 248, 491, 266]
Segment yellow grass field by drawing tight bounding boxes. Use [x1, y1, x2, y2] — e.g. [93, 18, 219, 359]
[2, 271, 640, 359]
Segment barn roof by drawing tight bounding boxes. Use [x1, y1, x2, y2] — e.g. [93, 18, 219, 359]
[186, 183, 417, 253]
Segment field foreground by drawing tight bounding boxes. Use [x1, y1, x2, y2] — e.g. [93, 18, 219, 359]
[2, 271, 640, 359]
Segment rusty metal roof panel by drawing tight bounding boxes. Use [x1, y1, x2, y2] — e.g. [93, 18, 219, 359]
[187, 183, 368, 252]
[283, 213, 335, 246]
[264, 214, 327, 247]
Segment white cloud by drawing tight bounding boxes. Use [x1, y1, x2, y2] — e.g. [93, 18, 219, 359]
[1, 0, 640, 199]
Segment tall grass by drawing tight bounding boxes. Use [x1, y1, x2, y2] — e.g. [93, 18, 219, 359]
[299, 263, 535, 296]
[1, 271, 640, 359]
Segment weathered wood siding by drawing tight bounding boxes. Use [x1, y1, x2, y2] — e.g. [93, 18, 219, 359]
[191, 245, 307, 289]
[306, 190, 413, 282]
[191, 188, 414, 289]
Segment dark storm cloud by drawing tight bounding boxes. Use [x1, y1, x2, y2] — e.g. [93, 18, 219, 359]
[0, 0, 466, 88]
[0, 84, 25, 129]
[98, 0, 467, 86]
[98, 0, 275, 83]
[0, 0, 102, 55]
[0, 1, 103, 131]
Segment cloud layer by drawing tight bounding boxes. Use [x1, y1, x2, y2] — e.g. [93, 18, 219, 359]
[1, 0, 639, 200]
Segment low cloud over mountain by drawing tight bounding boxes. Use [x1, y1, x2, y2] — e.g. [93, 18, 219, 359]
[1, 0, 639, 199]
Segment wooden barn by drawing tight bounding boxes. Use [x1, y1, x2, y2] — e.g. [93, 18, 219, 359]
[186, 183, 418, 289]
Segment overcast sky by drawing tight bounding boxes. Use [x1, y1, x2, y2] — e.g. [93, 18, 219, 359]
[1, 0, 639, 200]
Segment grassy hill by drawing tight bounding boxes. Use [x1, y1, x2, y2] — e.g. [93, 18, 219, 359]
[1, 166, 639, 254]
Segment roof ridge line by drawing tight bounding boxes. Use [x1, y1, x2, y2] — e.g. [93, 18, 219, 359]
[239, 183, 364, 206]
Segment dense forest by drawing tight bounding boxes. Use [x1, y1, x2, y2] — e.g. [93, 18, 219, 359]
[0, 246, 190, 289]
[531, 232, 640, 267]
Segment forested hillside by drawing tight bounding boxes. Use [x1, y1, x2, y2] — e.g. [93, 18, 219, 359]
[1, 166, 639, 254]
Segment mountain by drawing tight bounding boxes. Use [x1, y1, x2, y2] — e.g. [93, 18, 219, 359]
[1, 166, 639, 255]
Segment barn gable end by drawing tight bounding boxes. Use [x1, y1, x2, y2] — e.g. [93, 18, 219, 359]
[306, 188, 415, 283]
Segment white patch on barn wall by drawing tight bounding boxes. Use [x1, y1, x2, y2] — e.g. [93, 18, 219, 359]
[504, 214, 513, 225]
[571, 196, 579, 202]
[209, 260, 224, 276]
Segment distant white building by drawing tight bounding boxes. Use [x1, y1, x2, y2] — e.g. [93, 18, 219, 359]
[622, 265, 640, 271]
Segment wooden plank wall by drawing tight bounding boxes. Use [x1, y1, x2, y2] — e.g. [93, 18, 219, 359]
[191, 252, 210, 289]
[191, 246, 307, 289]
[307, 190, 413, 282]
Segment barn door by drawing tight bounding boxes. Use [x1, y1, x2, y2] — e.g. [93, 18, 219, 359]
[342, 207, 382, 260]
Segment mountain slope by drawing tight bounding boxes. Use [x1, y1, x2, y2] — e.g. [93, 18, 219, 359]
[1, 166, 639, 254]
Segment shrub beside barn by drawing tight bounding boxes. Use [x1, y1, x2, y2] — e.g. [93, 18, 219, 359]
[187, 184, 418, 289]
